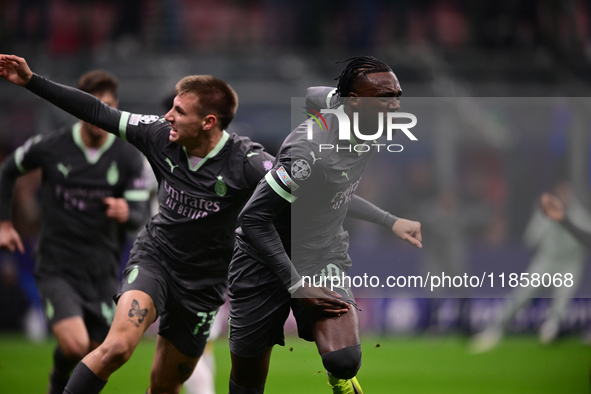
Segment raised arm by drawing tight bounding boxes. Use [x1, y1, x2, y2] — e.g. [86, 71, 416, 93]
[0, 54, 33, 86]
[0, 54, 123, 136]
[540, 192, 591, 247]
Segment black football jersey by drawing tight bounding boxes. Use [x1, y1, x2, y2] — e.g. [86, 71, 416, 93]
[0, 123, 148, 283]
[239, 110, 375, 280]
[120, 114, 274, 276]
[23, 74, 274, 281]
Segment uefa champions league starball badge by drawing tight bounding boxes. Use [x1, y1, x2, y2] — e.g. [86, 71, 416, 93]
[291, 159, 311, 181]
[215, 175, 227, 197]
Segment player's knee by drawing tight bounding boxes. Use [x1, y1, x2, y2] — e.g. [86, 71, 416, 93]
[150, 362, 193, 394]
[150, 371, 183, 393]
[100, 338, 134, 369]
[61, 347, 87, 361]
[60, 339, 90, 360]
[321, 344, 362, 380]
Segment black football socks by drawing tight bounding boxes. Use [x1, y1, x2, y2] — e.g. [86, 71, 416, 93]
[63, 362, 107, 394]
[48, 346, 79, 394]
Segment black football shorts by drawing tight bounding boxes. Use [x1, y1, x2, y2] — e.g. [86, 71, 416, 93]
[36, 273, 117, 343]
[228, 245, 355, 358]
[119, 239, 226, 358]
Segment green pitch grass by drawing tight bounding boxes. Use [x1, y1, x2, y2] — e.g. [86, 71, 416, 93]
[0, 333, 588, 393]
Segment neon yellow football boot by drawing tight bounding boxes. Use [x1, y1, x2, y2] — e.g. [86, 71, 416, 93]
[327, 373, 363, 394]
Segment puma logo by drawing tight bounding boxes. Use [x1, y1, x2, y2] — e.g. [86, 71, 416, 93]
[342, 168, 351, 180]
[165, 158, 179, 173]
[310, 151, 321, 165]
[57, 163, 72, 178]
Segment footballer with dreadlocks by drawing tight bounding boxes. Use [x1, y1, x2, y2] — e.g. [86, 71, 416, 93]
[227, 56, 423, 394]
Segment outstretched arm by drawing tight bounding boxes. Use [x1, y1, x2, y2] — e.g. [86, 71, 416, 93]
[0, 54, 32, 85]
[0, 54, 123, 136]
[347, 195, 398, 227]
[541, 192, 591, 247]
[348, 195, 422, 248]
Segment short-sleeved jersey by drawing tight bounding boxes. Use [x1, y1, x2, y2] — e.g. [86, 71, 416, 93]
[238, 109, 375, 277]
[3, 124, 148, 283]
[118, 114, 274, 279]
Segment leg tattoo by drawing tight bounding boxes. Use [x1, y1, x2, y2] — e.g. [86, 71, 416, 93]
[128, 299, 148, 327]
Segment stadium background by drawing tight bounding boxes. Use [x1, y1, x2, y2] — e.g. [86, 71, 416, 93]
[0, 0, 590, 393]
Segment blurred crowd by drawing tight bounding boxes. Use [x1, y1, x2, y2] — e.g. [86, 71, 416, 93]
[1, 0, 590, 58]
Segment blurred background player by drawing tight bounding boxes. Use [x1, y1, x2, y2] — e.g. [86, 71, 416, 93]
[541, 189, 591, 248]
[0, 69, 150, 394]
[471, 180, 591, 352]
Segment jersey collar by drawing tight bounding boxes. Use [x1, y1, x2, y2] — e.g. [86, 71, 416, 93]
[72, 123, 116, 164]
[183, 130, 230, 172]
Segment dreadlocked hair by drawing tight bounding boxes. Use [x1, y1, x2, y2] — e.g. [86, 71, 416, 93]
[334, 56, 392, 99]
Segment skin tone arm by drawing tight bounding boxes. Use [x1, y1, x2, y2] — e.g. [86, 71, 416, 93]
[0, 220, 24, 253]
[103, 197, 129, 223]
[540, 192, 565, 221]
[292, 285, 350, 316]
[391, 218, 422, 248]
[540, 192, 591, 246]
[0, 54, 33, 86]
